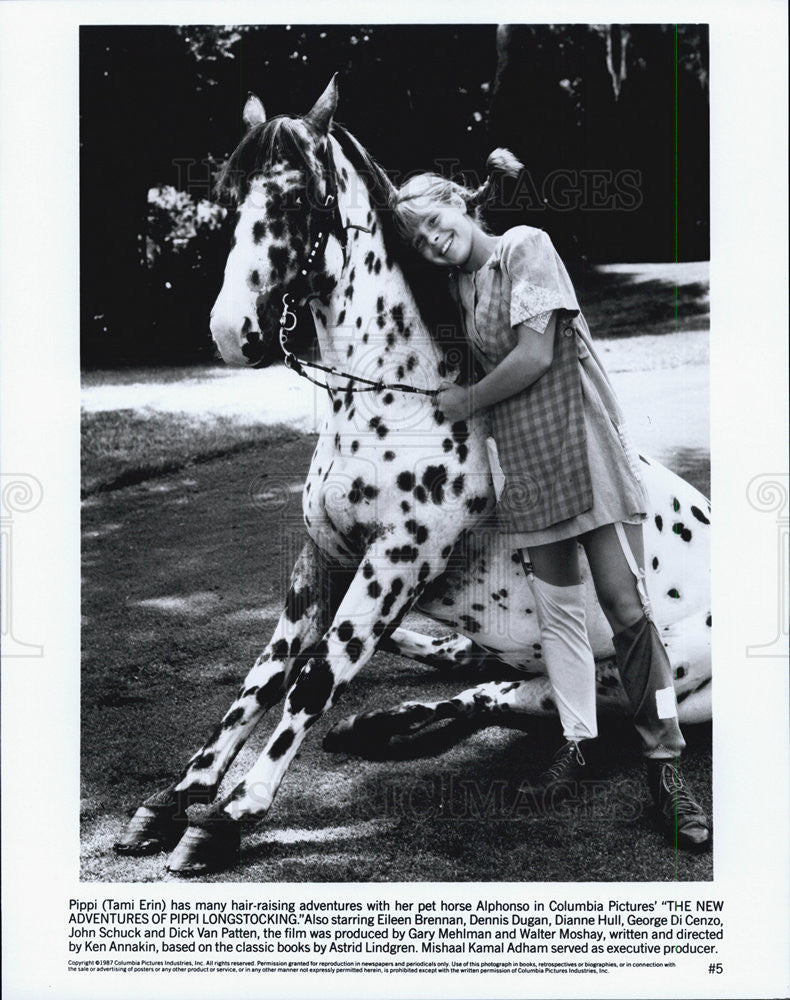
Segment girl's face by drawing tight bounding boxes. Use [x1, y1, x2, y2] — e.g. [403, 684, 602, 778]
[409, 199, 476, 268]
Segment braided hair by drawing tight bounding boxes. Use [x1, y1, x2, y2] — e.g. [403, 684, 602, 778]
[391, 148, 524, 242]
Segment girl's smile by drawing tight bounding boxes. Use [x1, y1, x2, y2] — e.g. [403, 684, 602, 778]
[410, 202, 496, 272]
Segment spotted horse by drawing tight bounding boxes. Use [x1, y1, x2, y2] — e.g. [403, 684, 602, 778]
[115, 77, 711, 875]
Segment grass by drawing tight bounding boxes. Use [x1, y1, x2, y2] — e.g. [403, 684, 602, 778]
[81, 409, 303, 496]
[81, 364, 226, 388]
[81, 439, 711, 883]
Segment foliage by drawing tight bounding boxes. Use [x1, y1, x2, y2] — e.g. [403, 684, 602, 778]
[80, 24, 709, 367]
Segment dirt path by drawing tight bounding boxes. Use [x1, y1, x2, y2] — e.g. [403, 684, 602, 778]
[81, 438, 711, 883]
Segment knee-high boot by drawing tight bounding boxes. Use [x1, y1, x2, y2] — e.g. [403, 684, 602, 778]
[611, 524, 710, 850]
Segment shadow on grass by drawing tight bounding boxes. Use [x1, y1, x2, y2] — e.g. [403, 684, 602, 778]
[579, 272, 709, 338]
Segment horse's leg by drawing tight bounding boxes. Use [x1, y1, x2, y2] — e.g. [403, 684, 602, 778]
[166, 538, 434, 875]
[322, 658, 629, 753]
[115, 540, 345, 855]
[382, 627, 506, 673]
[322, 677, 547, 752]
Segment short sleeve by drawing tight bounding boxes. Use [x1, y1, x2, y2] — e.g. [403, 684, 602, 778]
[498, 227, 580, 331]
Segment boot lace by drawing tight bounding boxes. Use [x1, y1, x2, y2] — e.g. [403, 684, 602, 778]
[660, 763, 702, 816]
[544, 741, 585, 782]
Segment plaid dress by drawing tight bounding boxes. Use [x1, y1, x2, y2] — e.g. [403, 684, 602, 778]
[450, 226, 649, 546]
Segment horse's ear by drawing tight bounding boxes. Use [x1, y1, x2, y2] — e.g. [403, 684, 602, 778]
[304, 73, 339, 134]
[243, 94, 266, 130]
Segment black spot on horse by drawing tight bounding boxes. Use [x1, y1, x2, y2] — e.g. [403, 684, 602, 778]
[362, 562, 374, 579]
[368, 580, 382, 598]
[674, 666, 687, 679]
[452, 474, 465, 496]
[422, 465, 448, 504]
[269, 728, 295, 761]
[345, 637, 364, 663]
[383, 393, 394, 405]
[333, 398, 342, 413]
[369, 416, 388, 439]
[451, 420, 469, 445]
[706, 614, 712, 627]
[250, 269, 260, 287]
[459, 615, 481, 634]
[380, 589, 398, 617]
[655, 514, 664, 531]
[466, 496, 488, 514]
[364, 251, 375, 273]
[401, 500, 411, 513]
[383, 450, 395, 461]
[413, 485, 427, 504]
[337, 309, 346, 325]
[397, 471, 415, 491]
[667, 588, 680, 599]
[288, 658, 335, 718]
[191, 752, 215, 770]
[418, 562, 431, 583]
[254, 668, 285, 707]
[271, 637, 290, 660]
[691, 505, 710, 525]
[652, 556, 659, 569]
[351, 440, 359, 453]
[540, 696, 555, 711]
[252, 220, 267, 243]
[672, 497, 681, 512]
[289, 637, 301, 659]
[222, 707, 245, 729]
[391, 304, 405, 333]
[457, 444, 468, 463]
[337, 621, 354, 642]
[442, 438, 453, 453]
[472, 603, 484, 611]
[388, 545, 418, 564]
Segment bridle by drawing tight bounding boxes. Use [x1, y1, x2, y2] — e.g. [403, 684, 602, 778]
[273, 140, 439, 399]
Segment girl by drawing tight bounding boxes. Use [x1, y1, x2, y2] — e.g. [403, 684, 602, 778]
[391, 152, 710, 851]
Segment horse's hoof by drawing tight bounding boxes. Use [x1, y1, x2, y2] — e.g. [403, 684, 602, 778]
[167, 819, 241, 876]
[114, 804, 182, 855]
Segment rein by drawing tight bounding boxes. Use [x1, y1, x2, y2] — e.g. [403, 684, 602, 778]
[278, 291, 438, 397]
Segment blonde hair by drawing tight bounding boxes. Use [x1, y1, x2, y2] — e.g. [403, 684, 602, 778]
[391, 148, 524, 243]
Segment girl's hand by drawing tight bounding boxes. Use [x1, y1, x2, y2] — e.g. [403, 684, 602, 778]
[436, 383, 473, 423]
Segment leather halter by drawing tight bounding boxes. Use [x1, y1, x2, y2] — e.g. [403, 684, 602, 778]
[275, 141, 438, 398]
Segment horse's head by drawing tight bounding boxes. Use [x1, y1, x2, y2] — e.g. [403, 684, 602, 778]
[210, 76, 347, 367]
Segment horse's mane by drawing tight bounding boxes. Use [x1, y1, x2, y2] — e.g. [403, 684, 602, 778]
[215, 116, 469, 374]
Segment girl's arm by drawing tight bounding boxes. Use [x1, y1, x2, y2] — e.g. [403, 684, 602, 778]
[438, 312, 557, 421]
